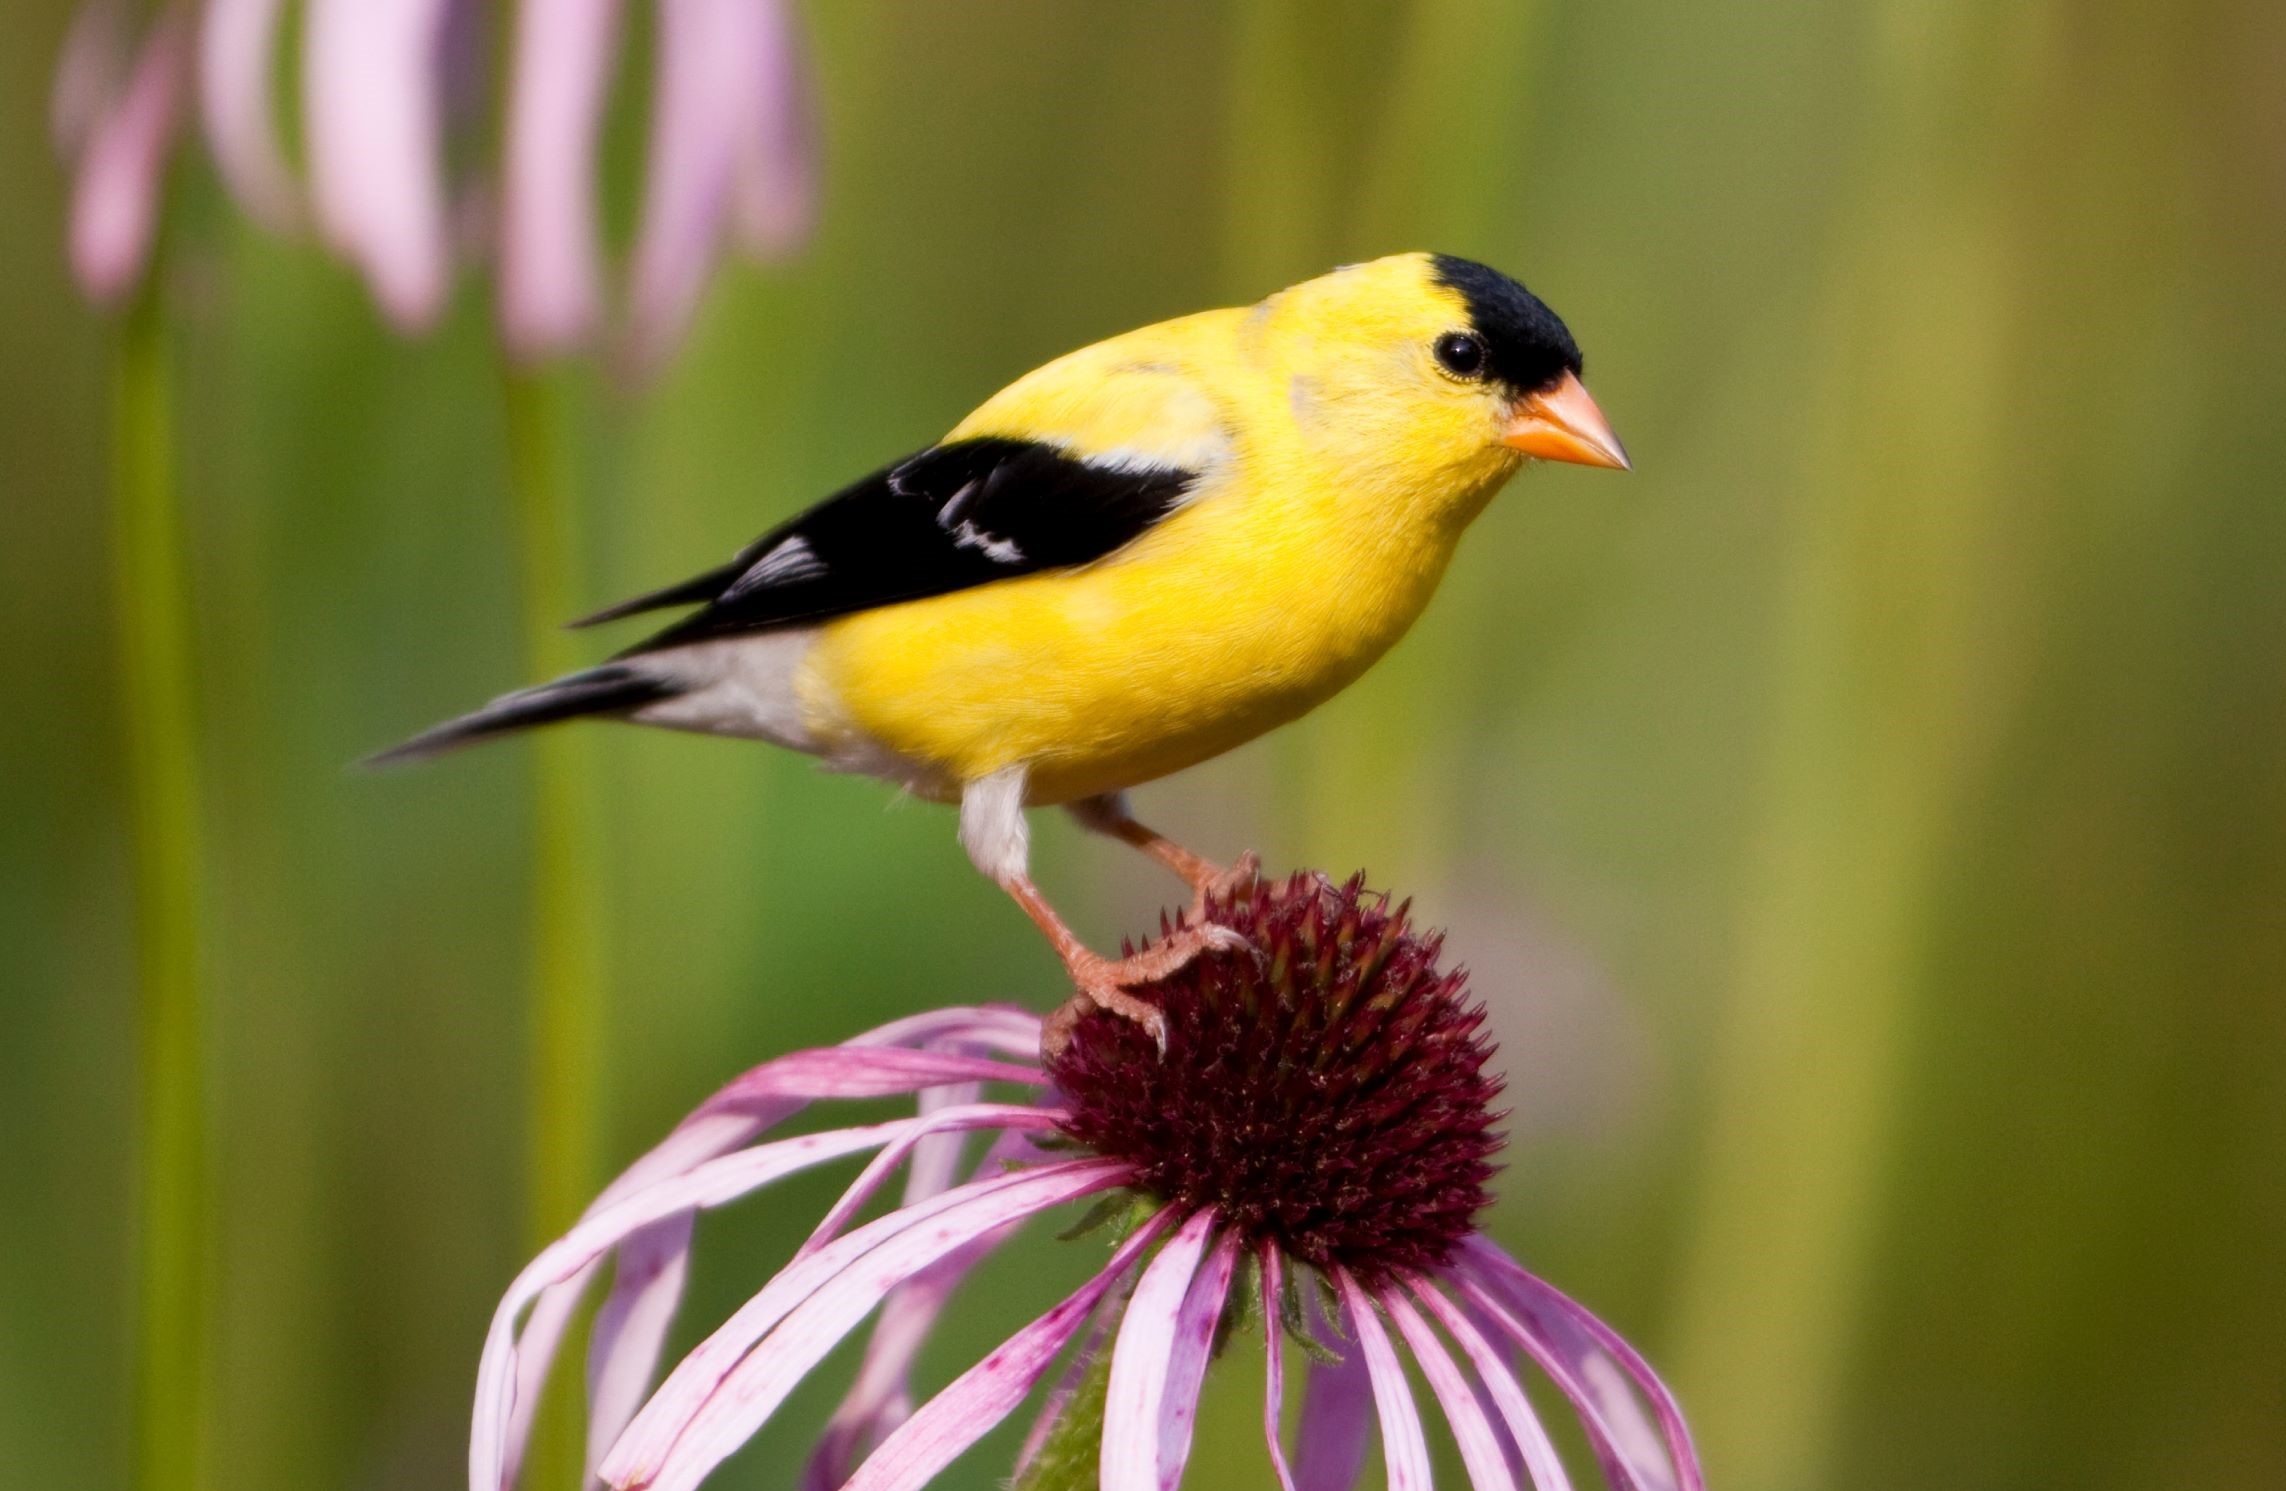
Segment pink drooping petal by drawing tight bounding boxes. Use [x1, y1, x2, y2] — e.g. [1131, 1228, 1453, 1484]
[584, 1213, 695, 1480]
[840, 1208, 1179, 1491]
[794, 1267, 923, 1491]
[1100, 1209, 1214, 1491]
[497, 0, 622, 359]
[1407, 1278, 1574, 1491]
[572, 1100, 1049, 1482]
[490, 1009, 1043, 1484]
[904, 1082, 987, 1201]
[303, 0, 456, 330]
[1460, 1240, 1703, 1491]
[1293, 1284, 1374, 1491]
[624, 1012, 1040, 1211]
[1384, 1288, 1519, 1491]
[1582, 1361, 1664, 1491]
[610, 1159, 1130, 1491]
[1259, 1250, 1299, 1491]
[1155, 1227, 1241, 1491]
[701, 1046, 1044, 1120]
[796, 1099, 1061, 1257]
[198, 0, 297, 228]
[726, 0, 814, 260]
[793, 1082, 990, 1487]
[66, 9, 187, 307]
[1332, 1270, 1433, 1491]
[1457, 1272, 1647, 1491]
[499, 1255, 604, 1487]
[625, 0, 747, 374]
[472, 1118, 921, 1491]
[1453, 1296, 1531, 1486]
[53, 0, 128, 158]
[1456, 1258, 1701, 1491]
[586, 1044, 1039, 1239]
[801, 1120, 1044, 1491]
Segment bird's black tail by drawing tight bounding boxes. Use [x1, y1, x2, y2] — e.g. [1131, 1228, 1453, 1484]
[362, 664, 680, 766]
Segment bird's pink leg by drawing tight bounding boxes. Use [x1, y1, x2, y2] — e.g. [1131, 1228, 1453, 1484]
[1065, 794, 1261, 924]
[1001, 874, 1247, 1059]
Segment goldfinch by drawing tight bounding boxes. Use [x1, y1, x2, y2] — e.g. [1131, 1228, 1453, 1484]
[377, 252, 1627, 1044]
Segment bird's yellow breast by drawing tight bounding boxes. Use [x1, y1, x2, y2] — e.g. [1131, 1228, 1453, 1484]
[795, 298, 1522, 804]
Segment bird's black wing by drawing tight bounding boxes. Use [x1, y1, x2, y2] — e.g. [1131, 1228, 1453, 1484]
[593, 437, 1199, 655]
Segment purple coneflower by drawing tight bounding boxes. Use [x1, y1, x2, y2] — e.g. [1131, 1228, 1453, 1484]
[474, 877, 1704, 1491]
[54, 0, 813, 369]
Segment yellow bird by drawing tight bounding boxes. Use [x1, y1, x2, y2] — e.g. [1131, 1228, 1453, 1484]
[377, 252, 1628, 1045]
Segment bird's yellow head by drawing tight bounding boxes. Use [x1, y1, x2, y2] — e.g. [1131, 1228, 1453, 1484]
[1246, 252, 1626, 520]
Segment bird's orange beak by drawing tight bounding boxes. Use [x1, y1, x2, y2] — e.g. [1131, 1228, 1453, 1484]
[1501, 372, 1630, 470]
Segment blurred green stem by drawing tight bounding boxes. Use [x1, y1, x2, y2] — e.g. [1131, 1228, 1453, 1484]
[1668, 5, 2021, 1485]
[503, 365, 608, 1487]
[114, 278, 206, 1491]
[501, 367, 608, 1241]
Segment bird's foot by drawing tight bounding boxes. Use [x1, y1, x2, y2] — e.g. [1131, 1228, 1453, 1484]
[1040, 922, 1252, 1061]
[1181, 850, 1262, 926]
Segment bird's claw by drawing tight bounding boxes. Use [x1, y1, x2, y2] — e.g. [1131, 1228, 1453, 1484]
[1039, 920, 1249, 1061]
[1182, 850, 1263, 926]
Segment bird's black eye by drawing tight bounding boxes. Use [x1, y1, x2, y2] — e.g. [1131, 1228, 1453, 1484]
[1433, 331, 1488, 379]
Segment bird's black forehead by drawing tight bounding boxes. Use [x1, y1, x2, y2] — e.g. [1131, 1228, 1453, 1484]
[1430, 254, 1582, 393]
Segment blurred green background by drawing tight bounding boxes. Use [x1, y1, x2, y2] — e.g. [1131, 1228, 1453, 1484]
[4, 1, 2283, 1489]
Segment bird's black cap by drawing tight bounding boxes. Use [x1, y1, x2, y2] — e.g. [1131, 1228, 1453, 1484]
[1431, 255, 1582, 394]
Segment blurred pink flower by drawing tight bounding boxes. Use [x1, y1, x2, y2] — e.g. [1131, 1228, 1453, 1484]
[475, 880, 1704, 1491]
[56, 3, 189, 308]
[54, 0, 816, 370]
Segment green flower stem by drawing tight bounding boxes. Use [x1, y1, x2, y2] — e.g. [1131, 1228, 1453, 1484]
[113, 278, 207, 1491]
[501, 366, 609, 1485]
[501, 366, 608, 1241]
[1012, 1340, 1115, 1491]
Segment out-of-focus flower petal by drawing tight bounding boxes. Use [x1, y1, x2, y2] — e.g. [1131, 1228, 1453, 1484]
[1100, 1209, 1215, 1491]
[1459, 1271, 1649, 1491]
[1153, 1227, 1241, 1491]
[1460, 1240, 1703, 1491]
[607, 1159, 1131, 1491]
[303, 0, 456, 330]
[498, 0, 622, 360]
[795, 1266, 927, 1491]
[1333, 1270, 1433, 1491]
[1409, 1278, 1574, 1491]
[703, 1045, 1043, 1118]
[901, 1082, 986, 1203]
[727, 0, 814, 260]
[1384, 1287, 1519, 1491]
[800, 1106, 1041, 1491]
[591, 1011, 1042, 1220]
[1293, 1286, 1374, 1491]
[66, 8, 187, 307]
[583, 1214, 694, 1481]
[553, 1102, 1047, 1486]
[501, 1254, 602, 1487]
[199, 0, 297, 228]
[53, 0, 128, 157]
[625, 0, 746, 375]
[840, 1208, 1179, 1491]
[797, 1097, 1060, 1256]
[472, 1118, 923, 1491]
[495, 1010, 1045, 1483]
[1454, 1295, 1532, 1487]
[1259, 1250, 1300, 1491]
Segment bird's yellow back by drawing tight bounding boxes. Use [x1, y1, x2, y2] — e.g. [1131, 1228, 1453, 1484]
[799, 255, 1534, 803]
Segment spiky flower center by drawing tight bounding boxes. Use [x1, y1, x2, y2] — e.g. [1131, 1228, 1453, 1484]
[1048, 874, 1503, 1283]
